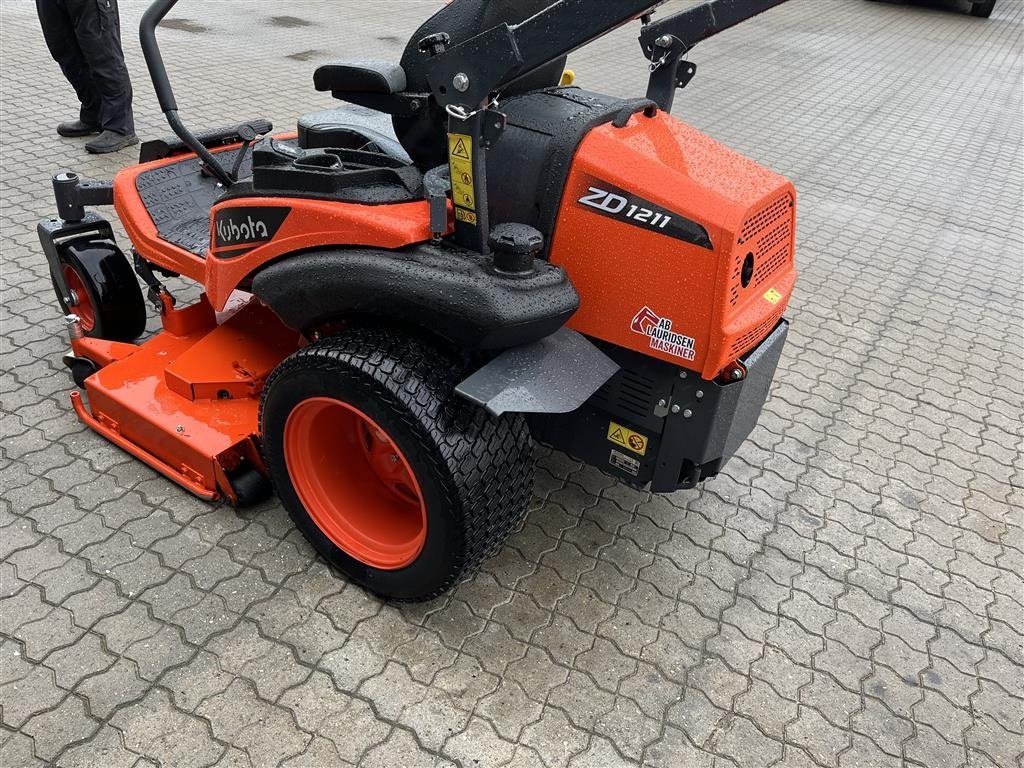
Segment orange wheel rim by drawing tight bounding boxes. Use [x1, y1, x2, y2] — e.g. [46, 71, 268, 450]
[62, 265, 94, 331]
[283, 397, 427, 569]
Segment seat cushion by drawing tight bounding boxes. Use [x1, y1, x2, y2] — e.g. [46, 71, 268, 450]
[297, 107, 412, 164]
[313, 60, 407, 94]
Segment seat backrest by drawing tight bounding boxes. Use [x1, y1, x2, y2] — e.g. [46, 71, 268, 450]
[313, 61, 407, 95]
[395, 0, 567, 168]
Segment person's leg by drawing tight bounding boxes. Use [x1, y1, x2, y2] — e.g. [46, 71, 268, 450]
[35, 0, 102, 132]
[66, 0, 135, 138]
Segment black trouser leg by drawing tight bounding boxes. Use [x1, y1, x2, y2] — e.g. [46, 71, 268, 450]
[36, 0, 102, 125]
[65, 0, 135, 135]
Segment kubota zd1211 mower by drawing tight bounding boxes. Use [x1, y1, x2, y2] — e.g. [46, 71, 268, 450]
[40, 0, 797, 600]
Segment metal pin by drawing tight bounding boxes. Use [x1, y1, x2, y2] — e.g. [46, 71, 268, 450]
[65, 314, 83, 341]
[453, 73, 470, 92]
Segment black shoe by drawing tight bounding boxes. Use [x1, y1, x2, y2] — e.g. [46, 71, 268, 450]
[85, 130, 140, 154]
[57, 120, 101, 138]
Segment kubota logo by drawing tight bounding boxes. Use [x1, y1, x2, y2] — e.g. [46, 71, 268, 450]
[630, 306, 696, 361]
[212, 207, 291, 257]
[216, 215, 270, 245]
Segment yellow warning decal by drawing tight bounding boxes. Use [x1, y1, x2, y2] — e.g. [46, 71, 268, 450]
[448, 133, 476, 212]
[763, 288, 783, 305]
[607, 422, 648, 456]
[454, 208, 477, 225]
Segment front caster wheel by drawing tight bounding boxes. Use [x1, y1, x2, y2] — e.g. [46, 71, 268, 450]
[260, 328, 534, 601]
[50, 239, 146, 342]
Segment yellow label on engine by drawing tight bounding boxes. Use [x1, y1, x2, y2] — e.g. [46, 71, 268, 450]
[763, 288, 783, 305]
[607, 422, 648, 456]
[448, 133, 476, 212]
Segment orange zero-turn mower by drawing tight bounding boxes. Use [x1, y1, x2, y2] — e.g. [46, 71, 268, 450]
[40, 0, 797, 600]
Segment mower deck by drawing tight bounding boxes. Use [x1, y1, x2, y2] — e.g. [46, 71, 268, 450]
[71, 295, 300, 500]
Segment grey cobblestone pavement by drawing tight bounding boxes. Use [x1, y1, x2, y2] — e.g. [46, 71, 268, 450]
[1, 0, 1022, 766]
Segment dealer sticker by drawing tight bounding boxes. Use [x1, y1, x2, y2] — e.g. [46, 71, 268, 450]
[630, 306, 696, 361]
[609, 449, 640, 477]
[607, 422, 648, 456]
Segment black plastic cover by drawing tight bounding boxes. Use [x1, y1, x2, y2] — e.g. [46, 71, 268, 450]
[486, 88, 658, 256]
[251, 141, 423, 204]
[251, 245, 579, 349]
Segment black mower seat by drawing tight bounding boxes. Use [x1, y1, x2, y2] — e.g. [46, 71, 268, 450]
[297, 107, 411, 165]
[313, 60, 407, 95]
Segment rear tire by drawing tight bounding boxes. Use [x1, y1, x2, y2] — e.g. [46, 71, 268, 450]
[970, 0, 995, 17]
[260, 328, 534, 601]
[51, 241, 146, 342]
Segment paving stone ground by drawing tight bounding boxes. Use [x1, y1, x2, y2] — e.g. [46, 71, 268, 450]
[1, 0, 1022, 766]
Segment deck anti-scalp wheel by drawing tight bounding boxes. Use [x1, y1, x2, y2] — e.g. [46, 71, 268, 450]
[50, 241, 146, 342]
[260, 327, 534, 601]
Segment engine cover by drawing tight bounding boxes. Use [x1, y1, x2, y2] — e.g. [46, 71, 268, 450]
[551, 109, 797, 380]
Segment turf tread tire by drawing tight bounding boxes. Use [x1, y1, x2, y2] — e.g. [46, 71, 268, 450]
[260, 327, 534, 600]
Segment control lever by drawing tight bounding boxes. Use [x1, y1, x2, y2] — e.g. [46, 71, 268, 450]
[228, 123, 261, 182]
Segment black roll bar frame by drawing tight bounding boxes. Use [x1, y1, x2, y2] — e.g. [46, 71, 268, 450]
[139, 0, 235, 186]
[423, 0, 790, 112]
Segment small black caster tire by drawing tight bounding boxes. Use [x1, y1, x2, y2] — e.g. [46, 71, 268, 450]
[68, 358, 99, 389]
[51, 240, 146, 342]
[227, 465, 273, 508]
[970, 1, 995, 17]
[260, 327, 534, 601]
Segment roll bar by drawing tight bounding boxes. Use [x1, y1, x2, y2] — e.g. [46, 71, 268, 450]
[424, 0, 790, 112]
[139, 0, 234, 186]
[640, 0, 790, 110]
[424, 0, 661, 110]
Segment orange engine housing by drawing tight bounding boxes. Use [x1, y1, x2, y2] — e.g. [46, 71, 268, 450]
[549, 111, 796, 381]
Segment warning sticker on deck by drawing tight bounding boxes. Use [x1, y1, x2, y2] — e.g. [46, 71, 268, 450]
[609, 449, 640, 477]
[448, 133, 476, 212]
[763, 287, 783, 305]
[607, 422, 648, 456]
